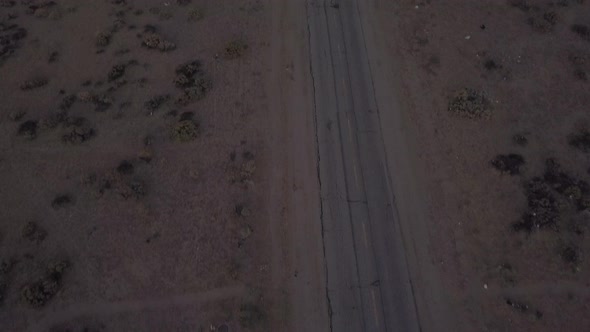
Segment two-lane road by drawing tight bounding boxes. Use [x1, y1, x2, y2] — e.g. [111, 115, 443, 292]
[307, 0, 420, 330]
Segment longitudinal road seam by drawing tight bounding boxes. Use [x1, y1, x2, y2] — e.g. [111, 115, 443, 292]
[305, 1, 334, 331]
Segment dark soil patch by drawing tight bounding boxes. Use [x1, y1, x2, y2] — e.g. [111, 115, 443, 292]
[571, 24, 590, 41]
[51, 194, 74, 209]
[116, 160, 134, 175]
[17, 120, 38, 139]
[145, 94, 170, 111]
[527, 11, 558, 33]
[224, 39, 248, 59]
[513, 158, 590, 232]
[173, 61, 212, 105]
[119, 180, 146, 199]
[484, 59, 499, 70]
[20, 78, 48, 90]
[506, 298, 529, 313]
[239, 303, 265, 328]
[8, 110, 26, 122]
[179, 111, 194, 121]
[22, 221, 47, 244]
[171, 120, 199, 142]
[59, 94, 77, 111]
[141, 33, 175, 52]
[62, 118, 96, 144]
[512, 177, 560, 232]
[574, 69, 588, 81]
[568, 130, 590, 152]
[561, 245, 579, 264]
[0, 259, 15, 306]
[41, 111, 67, 130]
[108, 64, 126, 81]
[22, 260, 69, 307]
[448, 88, 491, 119]
[0, 22, 27, 65]
[513, 134, 528, 146]
[491, 154, 525, 175]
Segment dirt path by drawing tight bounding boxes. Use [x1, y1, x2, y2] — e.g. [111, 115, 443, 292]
[28, 286, 246, 332]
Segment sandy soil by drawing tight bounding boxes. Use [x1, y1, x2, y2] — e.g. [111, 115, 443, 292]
[0, 0, 284, 331]
[373, 0, 590, 330]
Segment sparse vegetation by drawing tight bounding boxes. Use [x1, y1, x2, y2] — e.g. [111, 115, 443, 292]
[171, 120, 199, 142]
[108, 64, 126, 81]
[568, 130, 590, 152]
[239, 303, 265, 328]
[142, 33, 176, 52]
[51, 194, 74, 209]
[95, 31, 111, 47]
[22, 221, 47, 244]
[17, 120, 38, 139]
[22, 260, 69, 307]
[224, 39, 248, 59]
[491, 154, 525, 175]
[20, 78, 48, 90]
[571, 24, 590, 41]
[448, 88, 491, 119]
[188, 7, 205, 21]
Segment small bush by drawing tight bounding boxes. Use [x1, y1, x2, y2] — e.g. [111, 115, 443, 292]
[17, 120, 38, 139]
[188, 7, 204, 21]
[142, 34, 176, 52]
[571, 24, 590, 41]
[51, 194, 73, 209]
[171, 120, 199, 142]
[448, 88, 491, 119]
[22, 260, 69, 307]
[224, 39, 248, 59]
[491, 154, 525, 175]
[95, 31, 111, 47]
[20, 78, 48, 90]
[22, 221, 47, 244]
[569, 130, 590, 152]
[239, 303, 265, 328]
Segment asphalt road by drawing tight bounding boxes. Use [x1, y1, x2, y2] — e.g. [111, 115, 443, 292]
[307, 0, 421, 331]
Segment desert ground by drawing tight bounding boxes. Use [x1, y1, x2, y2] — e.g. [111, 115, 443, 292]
[1, 0, 590, 331]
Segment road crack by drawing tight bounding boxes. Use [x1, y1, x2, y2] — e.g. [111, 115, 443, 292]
[306, 1, 334, 331]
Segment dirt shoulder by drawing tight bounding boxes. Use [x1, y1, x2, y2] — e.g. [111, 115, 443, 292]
[266, 0, 330, 331]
